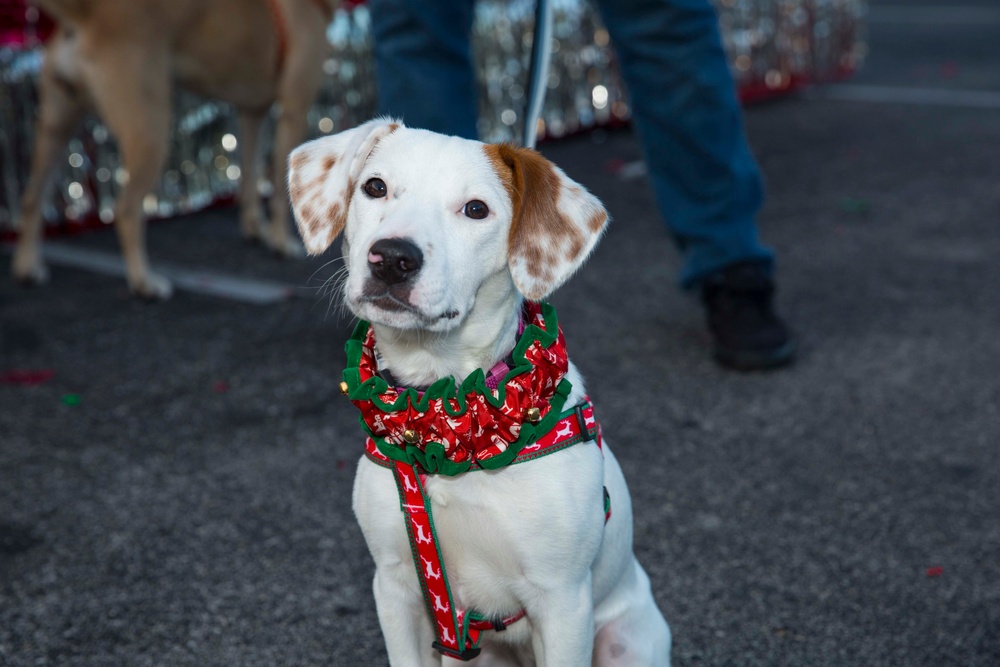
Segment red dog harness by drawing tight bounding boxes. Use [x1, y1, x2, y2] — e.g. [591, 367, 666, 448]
[342, 303, 609, 660]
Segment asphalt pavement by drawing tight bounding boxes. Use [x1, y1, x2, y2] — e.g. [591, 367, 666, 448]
[2, 2, 999, 665]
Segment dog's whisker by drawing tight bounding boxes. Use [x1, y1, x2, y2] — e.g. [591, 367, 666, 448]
[318, 269, 354, 323]
[307, 255, 346, 284]
[307, 260, 347, 301]
[316, 265, 347, 295]
[322, 278, 341, 320]
[308, 265, 350, 318]
[314, 265, 346, 296]
[310, 262, 347, 306]
[306, 257, 347, 292]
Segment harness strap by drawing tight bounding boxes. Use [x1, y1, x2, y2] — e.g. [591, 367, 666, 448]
[391, 460, 475, 658]
[394, 459, 528, 660]
[388, 399, 606, 661]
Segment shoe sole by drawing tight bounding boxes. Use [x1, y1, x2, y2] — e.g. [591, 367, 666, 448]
[712, 339, 798, 371]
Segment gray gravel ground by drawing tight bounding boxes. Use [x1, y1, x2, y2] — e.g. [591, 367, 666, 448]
[2, 2, 999, 665]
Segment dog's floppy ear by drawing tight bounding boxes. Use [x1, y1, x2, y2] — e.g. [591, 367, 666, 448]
[485, 144, 609, 301]
[288, 118, 402, 254]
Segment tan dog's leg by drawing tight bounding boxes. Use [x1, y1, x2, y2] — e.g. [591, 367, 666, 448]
[267, 100, 308, 258]
[11, 36, 86, 285]
[81, 44, 173, 299]
[237, 109, 267, 243]
[267, 20, 327, 258]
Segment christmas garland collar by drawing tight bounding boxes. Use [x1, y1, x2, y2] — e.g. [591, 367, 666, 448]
[341, 301, 573, 475]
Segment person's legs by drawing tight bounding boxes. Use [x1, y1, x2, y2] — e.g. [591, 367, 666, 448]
[595, 0, 794, 368]
[594, 0, 773, 289]
[368, 0, 479, 139]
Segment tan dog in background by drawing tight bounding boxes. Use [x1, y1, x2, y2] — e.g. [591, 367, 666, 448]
[11, 0, 335, 298]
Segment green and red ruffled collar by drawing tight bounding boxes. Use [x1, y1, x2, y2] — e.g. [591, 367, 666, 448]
[341, 302, 573, 475]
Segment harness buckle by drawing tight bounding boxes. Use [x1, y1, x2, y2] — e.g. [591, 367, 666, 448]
[432, 642, 482, 661]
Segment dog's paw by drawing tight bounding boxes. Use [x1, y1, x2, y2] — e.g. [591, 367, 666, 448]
[267, 234, 307, 259]
[11, 251, 50, 286]
[240, 216, 265, 244]
[129, 272, 174, 301]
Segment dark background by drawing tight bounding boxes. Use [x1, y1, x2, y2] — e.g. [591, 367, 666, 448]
[2, 1, 999, 664]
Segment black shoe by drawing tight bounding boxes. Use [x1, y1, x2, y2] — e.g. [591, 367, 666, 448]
[701, 262, 797, 371]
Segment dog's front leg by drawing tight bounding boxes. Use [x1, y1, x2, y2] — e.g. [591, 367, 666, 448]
[236, 110, 267, 243]
[81, 45, 174, 299]
[269, 35, 328, 259]
[12, 32, 86, 286]
[528, 578, 596, 667]
[355, 461, 440, 665]
[266, 99, 307, 258]
[372, 565, 442, 667]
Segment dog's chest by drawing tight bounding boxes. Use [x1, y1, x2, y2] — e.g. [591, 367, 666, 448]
[419, 478, 531, 612]
[355, 441, 606, 616]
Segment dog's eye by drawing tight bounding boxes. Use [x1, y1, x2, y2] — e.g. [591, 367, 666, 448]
[463, 200, 489, 220]
[363, 178, 387, 198]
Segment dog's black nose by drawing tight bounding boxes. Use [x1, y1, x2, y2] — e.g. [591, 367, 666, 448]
[368, 238, 423, 284]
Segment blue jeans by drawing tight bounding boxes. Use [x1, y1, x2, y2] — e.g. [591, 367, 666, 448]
[369, 0, 774, 288]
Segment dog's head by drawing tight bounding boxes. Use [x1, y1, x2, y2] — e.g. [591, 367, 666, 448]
[288, 118, 608, 331]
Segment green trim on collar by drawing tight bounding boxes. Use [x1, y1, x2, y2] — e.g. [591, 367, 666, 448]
[343, 301, 561, 414]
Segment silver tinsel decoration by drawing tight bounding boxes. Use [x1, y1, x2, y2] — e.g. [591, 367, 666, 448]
[0, 0, 867, 233]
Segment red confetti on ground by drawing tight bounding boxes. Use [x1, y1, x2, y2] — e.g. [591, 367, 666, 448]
[0, 369, 55, 386]
[926, 566, 944, 577]
[940, 61, 959, 79]
[212, 381, 230, 394]
[336, 460, 350, 470]
[604, 158, 626, 174]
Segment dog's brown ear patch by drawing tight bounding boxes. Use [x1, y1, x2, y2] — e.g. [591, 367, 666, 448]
[288, 118, 402, 255]
[485, 143, 609, 300]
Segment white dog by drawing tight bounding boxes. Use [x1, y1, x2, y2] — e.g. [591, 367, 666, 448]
[288, 118, 671, 666]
